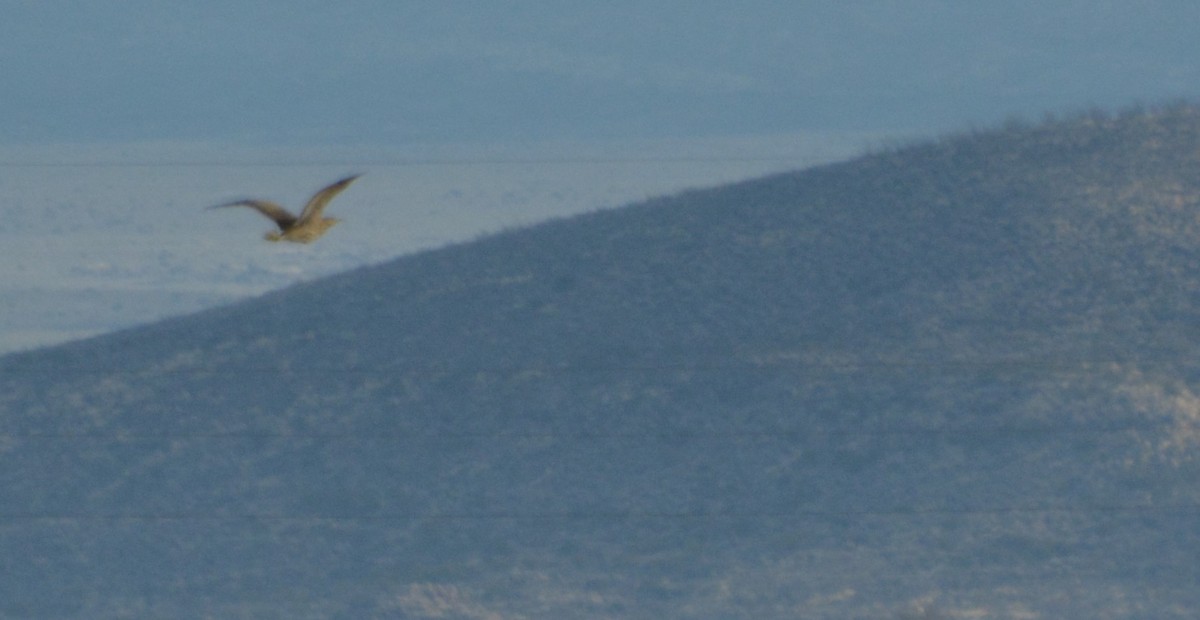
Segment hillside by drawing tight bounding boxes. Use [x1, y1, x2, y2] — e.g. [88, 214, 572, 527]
[4, 106, 1200, 618]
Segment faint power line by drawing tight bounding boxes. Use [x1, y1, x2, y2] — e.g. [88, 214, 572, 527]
[2, 502, 1198, 523]
[0, 155, 823, 168]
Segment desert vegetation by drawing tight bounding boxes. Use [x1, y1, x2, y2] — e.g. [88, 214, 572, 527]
[2, 105, 1200, 617]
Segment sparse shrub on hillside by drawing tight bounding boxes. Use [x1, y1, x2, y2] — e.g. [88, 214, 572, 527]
[5, 105, 1200, 617]
[895, 603, 947, 620]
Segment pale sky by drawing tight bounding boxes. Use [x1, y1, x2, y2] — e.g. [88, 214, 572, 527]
[5, 1, 1200, 146]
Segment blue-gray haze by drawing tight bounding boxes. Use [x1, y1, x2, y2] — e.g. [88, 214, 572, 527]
[5, 1, 1200, 145]
[6, 3, 1200, 617]
[3, 109, 1200, 616]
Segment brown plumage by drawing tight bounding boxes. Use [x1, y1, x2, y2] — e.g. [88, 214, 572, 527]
[210, 174, 361, 243]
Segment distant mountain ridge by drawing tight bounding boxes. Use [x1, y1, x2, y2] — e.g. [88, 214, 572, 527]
[3, 106, 1200, 618]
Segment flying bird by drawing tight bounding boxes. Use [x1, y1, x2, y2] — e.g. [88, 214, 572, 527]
[209, 174, 361, 243]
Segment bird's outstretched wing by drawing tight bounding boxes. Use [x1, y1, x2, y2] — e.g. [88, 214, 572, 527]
[209, 200, 298, 230]
[297, 174, 361, 224]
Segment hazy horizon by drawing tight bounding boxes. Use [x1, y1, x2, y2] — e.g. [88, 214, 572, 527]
[0, 132, 876, 355]
[8, 2, 1200, 352]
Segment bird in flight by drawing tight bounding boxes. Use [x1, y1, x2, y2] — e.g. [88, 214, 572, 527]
[209, 174, 361, 243]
